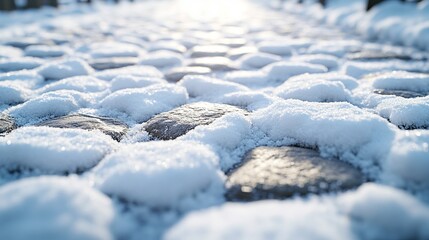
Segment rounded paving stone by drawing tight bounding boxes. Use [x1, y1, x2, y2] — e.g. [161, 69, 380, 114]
[88, 57, 139, 70]
[226, 146, 364, 201]
[165, 66, 212, 82]
[144, 102, 247, 140]
[189, 45, 230, 58]
[0, 114, 16, 137]
[188, 57, 238, 71]
[37, 114, 128, 141]
[347, 51, 414, 61]
[373, 89, 426, 98]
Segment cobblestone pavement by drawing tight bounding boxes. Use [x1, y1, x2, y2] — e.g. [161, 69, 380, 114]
[0, 0, 429, 239]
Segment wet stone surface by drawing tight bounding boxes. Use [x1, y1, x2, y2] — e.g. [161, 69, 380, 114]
[0, 114, 17, 137]
[188, 57, 238, 71]
[37, 114, 128, 141]
[347, 51, 413, 61]
[144, 102, 247, 140]
[88, 57, 139, 70]
[374, 89, 426, 98]
[165, 66, 212, 82]
[189, 45, 230, 58]
[226, 146, 364, 201]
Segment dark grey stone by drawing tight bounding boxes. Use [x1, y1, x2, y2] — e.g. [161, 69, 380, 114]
[188, 57, 238, 71]
[374, 89, 426, 98]
[226, 146, 364, 201]
[214, 38, 247, 48]
[189, 45, 230, 58]
[89, 57, 139, 70]
[38, 114, 127, 141]
[0, 114, 16, 136]
[165, 66, 211, 82]
[4, 38, 50, 49]
[347, 51, 413, 61]
[144, 102, 247, 140]
[227, 46, 257, 60]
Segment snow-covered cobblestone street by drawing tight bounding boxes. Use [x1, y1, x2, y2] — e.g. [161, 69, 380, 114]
[0, 0, 429, 239]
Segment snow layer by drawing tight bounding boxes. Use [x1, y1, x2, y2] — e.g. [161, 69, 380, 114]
[275, 78, 351, 102]
[262, 61, 327, 82]
[178, 75, 249, 99]
[252, 99, 395, 167]
[8, 90, 92, 124]
[37, 58, 94, 80]
[140, 50, 184, 68]
[237, 52, 282, 69]
[0, 177, 114, 240]
[94, 65, 163, 81]
[0, 82, 31, 105]
[78, 42, 143, 59]
[110, 75, 166, 92]
[375, 96, 429, 128]
[92, 141, 224, 209]
[0, 57, 43, 72]
[0, 127, 116, 173]
[101, 84, 188, 122]
[166, 183, 429, 240]
[40, 76, 109, 93]
[370, 71, 429, 93]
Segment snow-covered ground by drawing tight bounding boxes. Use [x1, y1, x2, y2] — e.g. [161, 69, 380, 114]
[0, 0, 429, 239]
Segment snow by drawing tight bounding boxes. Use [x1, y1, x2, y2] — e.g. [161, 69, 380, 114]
[285, 72, 359, 90]
[77, 41, 143, 59]
[340, 183, 429, 240]
[375, 96, 429, 129]
[37, 58, 94, 80]
[91, 141, 224, 209]
[290, 54, 339, 70]
[384, 131, 429, 185]
[0, 0, 429, 239]
[342, 60, 429, 79]
[24, 45, 70, 58]
[94, 65, 163, 81]
[274, 78, 351, 102]
[0, 70, 44, 83]
[8, 90, 92, 125]
[257, 41, 293, 56]
[110, 75, 166, 92]
[166, 183, 429, 240]
[148, 41, 187, 54]
[218, 91, 275, 111]
[370, 71, 429, 93]
[225, 70, 268, 86]
[40, 76, 109, 93]
[0, 127, 116, 173]
[252, 99, 395, 168]
[179, 113, 251, 170]
[0, 82, 31, 105]
[0, 176, 114, 240]
[237, 52, 282, 69]
[263, 61, 328, 82]
[0, 57, 44, 72]
[307, 40, 362, 57]
[140, 50, 184, 68]
[0, 46, 22, 59]
[100, 84, 188, 122]
[178, 75, 249, 99]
